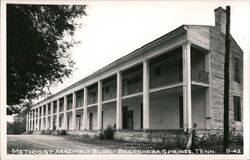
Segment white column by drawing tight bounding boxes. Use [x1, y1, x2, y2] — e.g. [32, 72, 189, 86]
[97, 81, 103, 130]
[26, 113, 28, 130]
[83, 86, 88, 130]
[28, 112, 31, 130]
[116, 71, 122, 130]
[41, 106, 44, 130]
[72, 92, 76, 130]
[50, 102, 54, 130]
[34, 109, 37, 130]
[31, 110, 33, 130]
[56, 99, 60, 130]
[182, 41, 192, 131]
[205, 52, 211, 129]
[45, 104, 48, 129]
[38, 107, 40, 130]
[63, 96, 67, 130]
[143, 59, 150, 129]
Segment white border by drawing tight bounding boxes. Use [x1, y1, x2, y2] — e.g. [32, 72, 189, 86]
[1, 0, 249, 160]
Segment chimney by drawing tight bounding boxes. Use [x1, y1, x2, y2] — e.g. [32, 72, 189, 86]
[214, 7, 227, 34]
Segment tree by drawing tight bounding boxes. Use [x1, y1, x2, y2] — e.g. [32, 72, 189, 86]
[7, 4, 86, 115]
[7, 110, 27, 134]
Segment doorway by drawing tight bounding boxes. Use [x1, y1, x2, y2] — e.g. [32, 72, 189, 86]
[179, 95, 183, 128]
[76, 115, 81, 130]
[122, 106, 134, 130]
[67, 117, 70, 130]
[89, 113, 93, 130]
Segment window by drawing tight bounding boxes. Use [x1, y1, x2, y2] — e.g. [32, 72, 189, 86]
[155, 67, 161, 76]
[59, 117, 62, 127]
[48, 104, 51, 114]
[76, 90, 83, 108]
[233, 96, 241, 121]
[53, 101, 57, 113]
[234, 57, 240, 82]
[67, 95, 72, 110]
[60, 98, 64, 112]
[105, 86, 109, 93]
[43, 105, 46, 116]
[128, 76, 142, 85]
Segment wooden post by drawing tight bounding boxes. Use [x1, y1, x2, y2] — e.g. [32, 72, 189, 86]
[223, 5, 230, 153]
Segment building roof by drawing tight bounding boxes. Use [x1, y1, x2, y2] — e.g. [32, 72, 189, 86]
[32, 24, 243, 107]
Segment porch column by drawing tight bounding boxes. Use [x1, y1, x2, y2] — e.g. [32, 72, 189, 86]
[41, 106, 44, 130]
[143, 59, 150, 129]
[205, 52, 211, 129]
[50, 102, 54, 130]
[45, 104, 48, 129]
[30, 112, 32, 130]
[116, 71, 122, 130]
[56, 99, 60, 130]
[34, 108, 37, 130]
[72, 92, 76, 130]
[26, 113, 28, 130]
[30, 109, 34, 130]
[63, 96, 67, 130]
[97, 81, 103, 130]
[28, 112, 31, 130]
[182, 41, 192, 131]
[83, 86, 88, 130]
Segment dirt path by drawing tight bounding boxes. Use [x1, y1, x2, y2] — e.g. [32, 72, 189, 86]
[7, 134, 125, 154]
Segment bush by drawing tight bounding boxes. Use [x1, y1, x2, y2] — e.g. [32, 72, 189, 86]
[99, 132, 105, 140]
[41, 129, 46, 134]
[57, 129, 67, 135]
[27, 130, 33, 134]
[103, 126, 114, 140]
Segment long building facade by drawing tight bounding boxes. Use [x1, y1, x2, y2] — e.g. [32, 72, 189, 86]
[26, 7, 243, 138]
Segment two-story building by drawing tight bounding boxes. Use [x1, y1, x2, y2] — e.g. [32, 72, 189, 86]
[26, 7, 243, 143]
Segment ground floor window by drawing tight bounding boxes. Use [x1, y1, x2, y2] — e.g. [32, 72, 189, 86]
[233, 96, 241, 121]
[59, 117, 62, 127]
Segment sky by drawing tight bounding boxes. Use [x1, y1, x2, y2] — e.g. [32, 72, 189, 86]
[49, 0, 249, 95]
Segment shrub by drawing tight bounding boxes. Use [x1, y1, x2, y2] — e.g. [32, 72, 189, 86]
[99, 132, 105, 140]
[41, 129, 46, 134]
[27, 130, 33, 134]
[103, 126, 114, 140]
[57, 129, 67, 135]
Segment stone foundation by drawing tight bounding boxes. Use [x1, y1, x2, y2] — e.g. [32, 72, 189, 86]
[114, 130, 189, 148]
[66, 130, 100, 139]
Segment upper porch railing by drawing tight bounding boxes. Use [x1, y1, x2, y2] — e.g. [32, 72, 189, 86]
[191, 69, 209, 84]
[103, 91, 116, 101]
[150, 69, 209, 88]
[122, 81, 143, 96]
[84, 69, 209, 98]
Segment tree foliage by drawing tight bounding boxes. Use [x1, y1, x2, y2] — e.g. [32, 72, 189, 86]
[7, 4, 86, 114]
[7, 111, 26, 134]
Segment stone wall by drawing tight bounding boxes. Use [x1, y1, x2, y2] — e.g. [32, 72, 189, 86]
[209, 27, 243, 131]
[114, 130, 189, 148]
[67, 130, 99, 139]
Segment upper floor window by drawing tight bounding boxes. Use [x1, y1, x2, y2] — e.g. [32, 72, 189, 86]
[234, 57, 240, 82]
[155, 67, 161, 76]
[233, 96, 241, 121]
[76, 91, 83, 108]
[67, 95, 72, 110]
[59, 98, 64, 112]
[53, 101, 57, 113]
[105, 86, 109, 93]
[48, 104, 51, 114]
